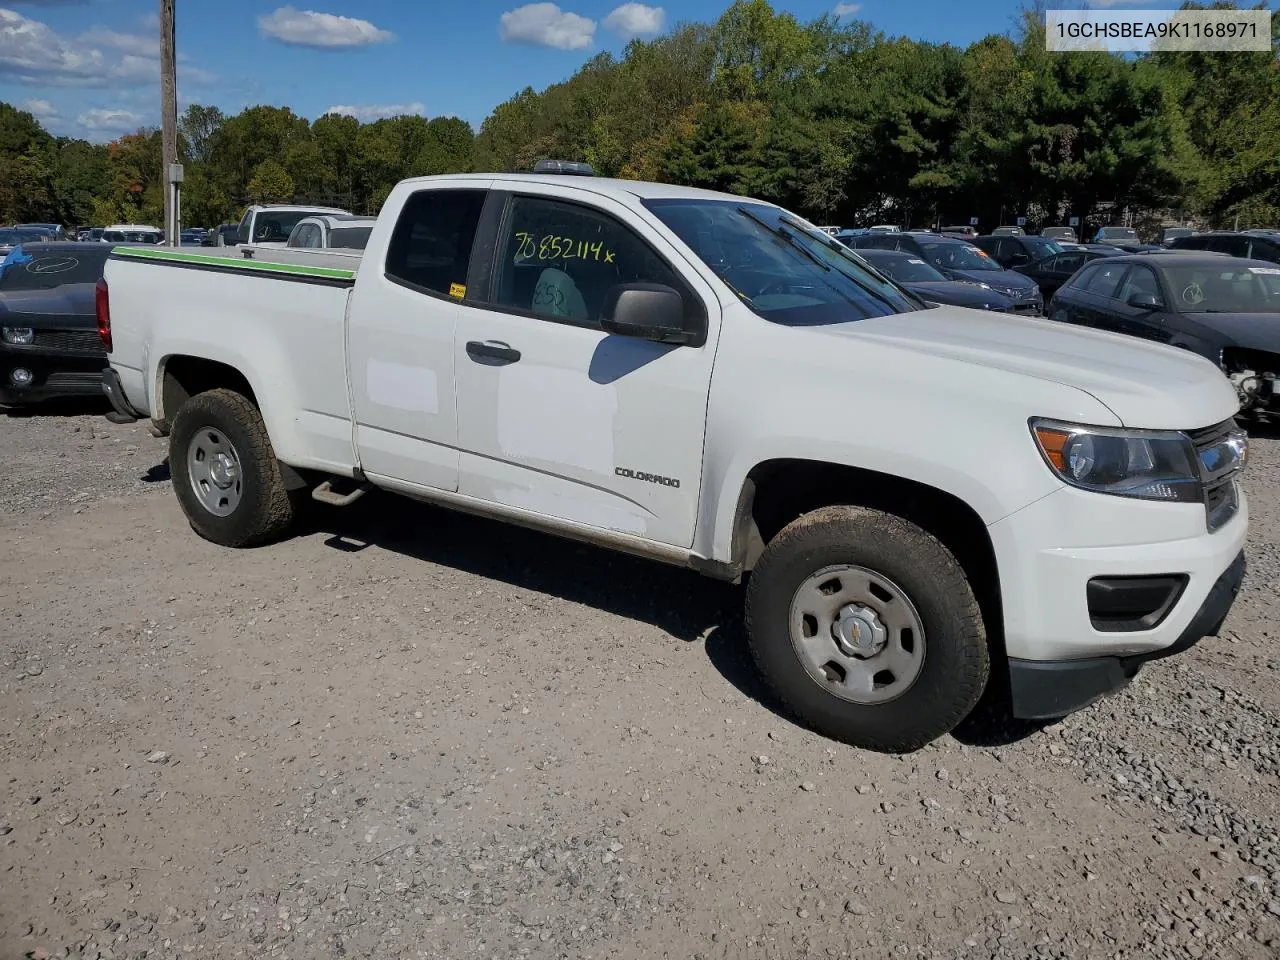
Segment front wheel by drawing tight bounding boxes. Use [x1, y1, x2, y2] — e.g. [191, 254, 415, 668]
[169, 388, 299, 548]
[744, 505, 989, 753]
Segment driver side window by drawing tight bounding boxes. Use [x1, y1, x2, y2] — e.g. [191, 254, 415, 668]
[492, 195, 695, 331]
[1117, 265, 1161, 304]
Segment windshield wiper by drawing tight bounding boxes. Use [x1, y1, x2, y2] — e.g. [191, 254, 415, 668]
[736, 207, 830, 272]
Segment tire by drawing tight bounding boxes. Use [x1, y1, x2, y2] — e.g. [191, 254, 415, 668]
[169, 388, 298, 548]
[744, 505, 989, 753]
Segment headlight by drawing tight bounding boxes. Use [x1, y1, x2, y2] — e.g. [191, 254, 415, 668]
[2, 326, 34, 345]
[1031, 419, 1201, 502]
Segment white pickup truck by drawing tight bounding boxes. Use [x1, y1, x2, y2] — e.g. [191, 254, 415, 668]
[99, 170, 1249, 752]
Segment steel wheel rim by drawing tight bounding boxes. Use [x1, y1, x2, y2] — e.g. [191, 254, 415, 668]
[186, 426, 243, 518]
[788, 564, 926, 704]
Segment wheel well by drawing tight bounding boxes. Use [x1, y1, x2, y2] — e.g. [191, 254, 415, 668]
[735, 459, 1004, 654]
[159, 356, 257, 429]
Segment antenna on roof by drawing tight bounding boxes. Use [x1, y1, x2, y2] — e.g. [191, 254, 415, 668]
[533, 159, 595, 177]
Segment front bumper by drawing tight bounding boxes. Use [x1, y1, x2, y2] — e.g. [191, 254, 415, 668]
[0, 344, 106, 404]
[1009, 550, 1246, 719]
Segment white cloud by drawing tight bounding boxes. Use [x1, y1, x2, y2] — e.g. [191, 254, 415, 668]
[77, 26, 159, 59]
[23, 97, 59, 120]
[833, 2, 861, 16]
[76, 107, 144, 136]
[602, 3, 664, 39]
[0, 8, 214, 88]
[499, 3, 595, 51]
[259, 6, 394, 49]
[324, 102, 426, 122]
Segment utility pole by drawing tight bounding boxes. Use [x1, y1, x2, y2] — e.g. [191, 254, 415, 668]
[160, 0, 179, 245]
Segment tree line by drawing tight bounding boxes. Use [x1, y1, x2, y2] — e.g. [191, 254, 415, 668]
[0, 0, 1276, 233]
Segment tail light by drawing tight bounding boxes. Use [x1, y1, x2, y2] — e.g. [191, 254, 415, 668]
[96, 277, 111, 352]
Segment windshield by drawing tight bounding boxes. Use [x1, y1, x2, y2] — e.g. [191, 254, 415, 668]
[643, 198, 922, 324]
[1023, 237, 1063, 260]
[1168, 264, 1280, 313]
[0, 229, 23, 245]
[0, 248, 110, 289]
[864, 254, 947, 283]
[920, 241, 1003, 272]
[329, 227, 372, 250]
[1099, 227, 1139, 240]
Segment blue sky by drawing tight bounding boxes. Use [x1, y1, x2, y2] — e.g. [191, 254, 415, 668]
[0, 0, 1275, 142]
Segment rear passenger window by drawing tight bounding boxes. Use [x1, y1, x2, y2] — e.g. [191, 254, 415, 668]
[491, 195, 694, 330]
[1082, 262, 1127, 298]
[385, 189, 487, 297]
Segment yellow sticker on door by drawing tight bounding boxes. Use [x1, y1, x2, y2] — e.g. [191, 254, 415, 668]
[449, 282, 466, 299]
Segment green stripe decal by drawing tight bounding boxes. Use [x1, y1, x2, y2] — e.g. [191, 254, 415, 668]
[113, 245, 357, 280]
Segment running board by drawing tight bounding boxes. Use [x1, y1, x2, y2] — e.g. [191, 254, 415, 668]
[311, 479, 371, 507]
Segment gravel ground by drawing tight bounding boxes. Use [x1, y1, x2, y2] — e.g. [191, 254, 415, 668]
[1, 406, 1278, 960]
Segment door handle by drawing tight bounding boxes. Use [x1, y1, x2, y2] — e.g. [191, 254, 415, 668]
[466, 340, 521, 366]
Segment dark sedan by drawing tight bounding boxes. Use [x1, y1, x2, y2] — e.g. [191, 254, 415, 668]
[1047, 254, 1280, 414]
[0, 243, 113, 406]
[852, 249, 1015, 312]
[1013, 249, 1117, 299]
[845, 232, 1043, 313]
[970, 234, 1064, 269]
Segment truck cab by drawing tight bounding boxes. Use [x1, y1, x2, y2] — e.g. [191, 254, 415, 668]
[233, 204, 352, 247]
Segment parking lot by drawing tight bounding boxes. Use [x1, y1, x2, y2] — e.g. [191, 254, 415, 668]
[2, 404, 1279, 960]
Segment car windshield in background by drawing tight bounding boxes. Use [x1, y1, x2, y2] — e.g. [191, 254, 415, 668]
[255, 212, 334, 242]
[1023, 237, 1063, 260]
[330, 227, 372, 250]
[0, 250, 110, 290]
[644, 199, 922, 324]
[867, 254, 947, 283]
[0, 229, 24, 245]
[1099, 228, 1139, 240]
[1167, 265, 1280, 313]
[920, 241, 1002, 271]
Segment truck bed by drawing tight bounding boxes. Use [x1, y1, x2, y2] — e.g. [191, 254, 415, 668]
[104, 245, 359, 475]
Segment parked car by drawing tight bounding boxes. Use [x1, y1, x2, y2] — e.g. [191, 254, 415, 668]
[939, 225, 978, 237]
[1047, 254, 1280, 415]
[1083, 243, 1128, 256]
[14, 223, 67, 242]
[0, 228, 43, 255]
[202, 223, 239, 247]
[1012, 248, 1117, 299]
[180, 228, 208, 246]
[1093, 226, 1141, 244]
[991, 225, 1025, 237]
[232, 204, 352, 247]
[101, 168, 1247, 753]
[850, 248, 1015, 312]
[0, 242, 115, 405]
[971, 234, 1064, 269]
[1169, 231, 1280, 264]
[867, 224, 900, 233]
[1110, 242, 1163, 254]
[286, 215, 376, 251]
[1161, 227, 1194, 247]
[846, 232, 1043, 312]
[1040, 226, 1078, 243]
[102, 224, 164, 244]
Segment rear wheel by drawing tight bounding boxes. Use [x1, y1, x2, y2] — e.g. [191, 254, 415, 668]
[744, 505, 989, 752]
[169, 388, 298, 547]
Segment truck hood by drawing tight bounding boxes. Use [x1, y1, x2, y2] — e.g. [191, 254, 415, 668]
[837, 306, 1240, 430]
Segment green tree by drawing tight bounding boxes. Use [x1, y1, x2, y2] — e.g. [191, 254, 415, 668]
[246, 159, 295, 203]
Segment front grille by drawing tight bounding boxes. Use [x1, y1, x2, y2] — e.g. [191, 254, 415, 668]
[33, 329, 103, 353]
[45, 371, 105, 389]
[1188, 419, 1245, 532]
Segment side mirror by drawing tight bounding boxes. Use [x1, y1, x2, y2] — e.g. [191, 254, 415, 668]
[600, 283, 695, 345]
[1126, 292, 1163, 311]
